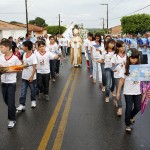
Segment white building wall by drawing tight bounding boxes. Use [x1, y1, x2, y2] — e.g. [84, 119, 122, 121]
[2, 29, 26, 40]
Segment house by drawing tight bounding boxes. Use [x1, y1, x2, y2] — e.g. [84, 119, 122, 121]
[0, 20, 26, 40]
[109, 25, 122, 35]
[15, 23, 47, 36]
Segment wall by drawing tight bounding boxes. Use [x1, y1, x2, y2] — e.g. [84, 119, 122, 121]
[2, 29, 26, 40]
[110, 25, 122, 35]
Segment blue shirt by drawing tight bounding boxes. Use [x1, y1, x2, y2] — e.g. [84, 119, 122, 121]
[130, 38, 137, 49]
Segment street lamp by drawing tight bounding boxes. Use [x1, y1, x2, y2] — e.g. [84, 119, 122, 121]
[100, 4, 108, 32]
[25, 0, 28, 33]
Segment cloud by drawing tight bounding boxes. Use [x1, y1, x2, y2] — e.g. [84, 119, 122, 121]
[0, 0, 149, 28]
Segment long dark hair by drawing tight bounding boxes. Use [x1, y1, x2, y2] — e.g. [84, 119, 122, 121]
[115, 40, 125, 55]
[94, 33, 101, 46]
[105, 38, 116, 53]
[125, 48, 140, 76]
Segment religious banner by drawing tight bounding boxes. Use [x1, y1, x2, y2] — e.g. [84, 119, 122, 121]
[130, 64, 150, 81]
[62, 22, 74, 42]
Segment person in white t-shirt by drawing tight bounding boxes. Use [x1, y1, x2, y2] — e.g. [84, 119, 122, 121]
[17, 41, 37, 112]
[36, 41, 61, 101]
[116, 48, 141, 133]
[91, 33, 104, 84]
[0, 40, 22, 128]
[84, 38, 90, 68]
[47, 36, 60, 82]
[84, 32, 93, 73]
[59, 35, 68, 58]
[111, 40, 127, 116]
[102, 39, 116, 102]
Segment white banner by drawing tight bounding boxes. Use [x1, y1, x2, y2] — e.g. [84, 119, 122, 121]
[62, 22, 74, 42]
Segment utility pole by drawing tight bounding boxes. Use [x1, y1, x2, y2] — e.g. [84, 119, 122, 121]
[100, 4, 108, 32]
[58, 14, 60, 34]
[25, 0, 28, 33]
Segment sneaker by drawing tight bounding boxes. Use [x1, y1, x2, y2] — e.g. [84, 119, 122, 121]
[111, 92, 116, 97]
[52, 78, 56, 82]
[117, 108, 123, 116]
[8, 121, 16, 129]
[125, 126, 132, 133]
[38, 93, 44, 100]
[31, 101, 36, 108]
[45, 95, 50, 101]
[105, 97, 109, 103]
[102, 86, 105, 92]
[17, 104, 25, 111]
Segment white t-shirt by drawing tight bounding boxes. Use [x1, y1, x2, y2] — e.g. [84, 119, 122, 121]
[62, 38, 68, 47]
[111, 54, 127, 78]
[47, 43, 59, 55]
[22, 53, 37, 80]
[35, 51, 55, 74]
[0, 54, 22, 83]
[59, 38, 64, 47]
[102, 51, 115, 68]
[91, 41, 104, 59]
[119, 67, 141, 95]
[84, 39, 93, 53]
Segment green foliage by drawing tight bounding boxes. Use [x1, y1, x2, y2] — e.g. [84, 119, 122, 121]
[29, 17, 48, 27]
[121, 14, 150, 34]
[46, 26, 67, 35]
[87, 28, 107, 36]
[10, 21, 22, 24]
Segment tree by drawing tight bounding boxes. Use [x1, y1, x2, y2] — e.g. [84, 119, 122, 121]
[46, 26, 66, 35]
[29, 17, 48, 27]
[121, 14, 150, 34]
[87, 28, 107, 36]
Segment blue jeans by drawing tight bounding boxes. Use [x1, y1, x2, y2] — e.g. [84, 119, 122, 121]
[101, 63, 106, 86]
[19, 79, 36, 106]
[87, 53, 93, 75]
[114, 78, 123, 108]
[105, 68, 115, 97]
[124, 95, 141, 126]
[1, 83, 16, 121]
[50, 60, 56, 79]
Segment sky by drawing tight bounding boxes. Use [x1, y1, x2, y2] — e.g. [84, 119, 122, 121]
[0, 0, 150, 29]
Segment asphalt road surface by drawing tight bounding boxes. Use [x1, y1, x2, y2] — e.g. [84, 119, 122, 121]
[0, 56, 150, 150]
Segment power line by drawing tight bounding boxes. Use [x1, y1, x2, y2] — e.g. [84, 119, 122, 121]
[109, 0, 124, 12]
[109, 4, 150, 20]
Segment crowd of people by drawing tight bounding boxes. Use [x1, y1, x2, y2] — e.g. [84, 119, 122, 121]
[84, 32, 150, 133]
[0, 33, 69, 129]
[0, 31, 150, 134]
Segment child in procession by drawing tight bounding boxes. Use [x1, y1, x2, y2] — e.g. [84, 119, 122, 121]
[47, 36, 59, 82]
[36, 41, 61, 101]
[116, 48, 141, 133]
[102, 39, 116, 102]
[111, 40, 127, 116]
[84, 32, 93, 77]
[17, 41, 37, 111]
[0, 40, 22, 128]
[91, 33, 104, 84]
[14, 47, 21, 60]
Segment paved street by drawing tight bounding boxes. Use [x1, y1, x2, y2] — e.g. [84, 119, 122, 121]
[0, 56, 150, 150]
